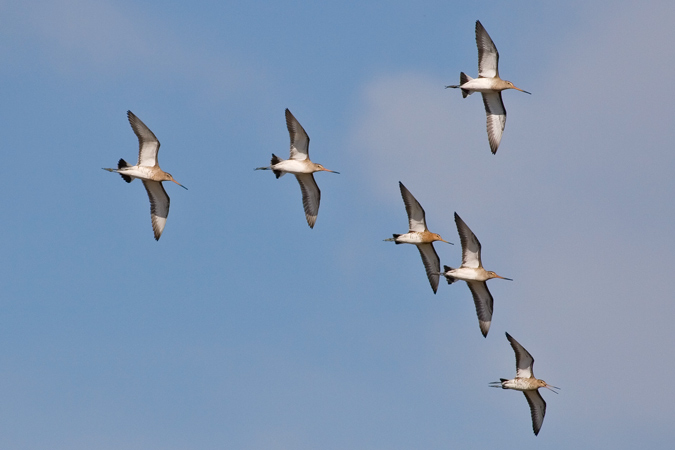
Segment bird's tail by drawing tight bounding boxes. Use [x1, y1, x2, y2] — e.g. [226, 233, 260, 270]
[488, 379, 508, 389]
[445, 73, 472, 98]
[384, 234, 402, 244]
[102, 158, 132, 183]
[459, 73, 472, 98]
[256, 154, 285, 178]
[270, 154, 284, 178]
[117, 159, 132, 183]
[443, 265, 459, 284]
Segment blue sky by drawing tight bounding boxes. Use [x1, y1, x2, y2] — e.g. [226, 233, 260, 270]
[1, 0, 674, 448]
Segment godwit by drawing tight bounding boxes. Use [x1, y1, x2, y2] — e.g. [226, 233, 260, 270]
[441, 213, 511, 337]
[103, 111, 187, 241]
[446, 20, 530, 154]
[385, 182, 452, 294]
[256, 109, 339, 228]
[490, 332, 559, 436]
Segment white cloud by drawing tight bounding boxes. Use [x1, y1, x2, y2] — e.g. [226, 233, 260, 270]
[0, 0, 260, 97]
[347, 0, 675, 439]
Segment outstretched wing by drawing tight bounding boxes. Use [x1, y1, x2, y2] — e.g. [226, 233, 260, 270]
[454, 213, 482, 269]
[482, 92, 506, 154]
[286, 109, 310, 161]
[398, 182, 427, 232]
[523, 390, 546, 436]
[467, 281, 493, 337]
[142, 180, 170, 240]
[295, 173, 320, 228]
[128, 111, 160, 167]
[416, 243, 440, 294]
[506, 332, 536, 379]
[475, 20, 499, 78]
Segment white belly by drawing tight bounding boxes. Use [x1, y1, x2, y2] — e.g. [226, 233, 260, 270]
[444, 267, 485, 281]
[502, 378, 535, 391]
[272, 159, 313, 174]
[395, 232, 426, 244]
[461, 77, 499, 93]
[118, 165, 156, 181]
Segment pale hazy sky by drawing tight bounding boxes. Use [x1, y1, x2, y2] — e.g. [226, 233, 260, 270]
[1, 0, 674, 448]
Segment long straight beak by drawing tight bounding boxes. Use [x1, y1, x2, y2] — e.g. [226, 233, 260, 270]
[513, 86, 531, 95]
[440, 239, 454, 245]
[323, 168, 340, 174]
[496, 274, 513, 281]
[172, 180, 188, 190]
[545, 385, 560, 393]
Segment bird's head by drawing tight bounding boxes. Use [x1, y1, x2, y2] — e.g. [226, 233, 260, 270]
[163, 172, 188, 189]
[537, 379, 560, 393]
[487, 271, 512, 281]
[315, 164, 340, 174]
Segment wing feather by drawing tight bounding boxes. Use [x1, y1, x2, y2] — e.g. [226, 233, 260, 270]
[482, 93, 506, 154]
[417, 243, 440, 294]
[128, 111, 160, 167]
[523, 390, 546, 436]
[505, 332, 535, 379]
[475, 20, 499, 78]
[398, 182, 427, 232]
[286, 109, 310, 161]
[142, 181, 170, 240]
[467, 281, 493, 337]
[454, 213, 482, 269]
[295, 173, 320, 228]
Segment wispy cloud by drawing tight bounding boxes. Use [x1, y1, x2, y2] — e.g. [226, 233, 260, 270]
[0, 0, 260, 97]
[347, 1, 675, 438]
[348, 72, 484, 203]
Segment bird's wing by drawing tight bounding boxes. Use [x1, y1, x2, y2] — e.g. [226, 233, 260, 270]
[523, 390, 546, 436]
[506, 332, 535, 379]
[467, 281, 494, 337]
[475, 20, 499, 78]
[286, 109, 310, 161]
[128, 111, 161, 167]
[142, 180, 170, 241]
[398, 182, 427, 232]
[295, 173, 320, 228]
[454, 212, 482, 268]
[482, 92, 506, 154]
[416, 243, 440, 294]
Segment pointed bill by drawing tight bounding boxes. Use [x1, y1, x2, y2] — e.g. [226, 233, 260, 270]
[454, 212, 482, 269]
[523, 390, 546, 436]
[295, 173, 320, 228]
[475, 20, 499, 78]
[467, 281, 493, 337]
[482, 92, 506, 154]
[128, 111, 160, 167]
[506, 332, 535, 379]
[142, 180, 170, 240]
[398, 182, 427, 233]
[417, 243, 441, 294]
[286, 109, 310, 161]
